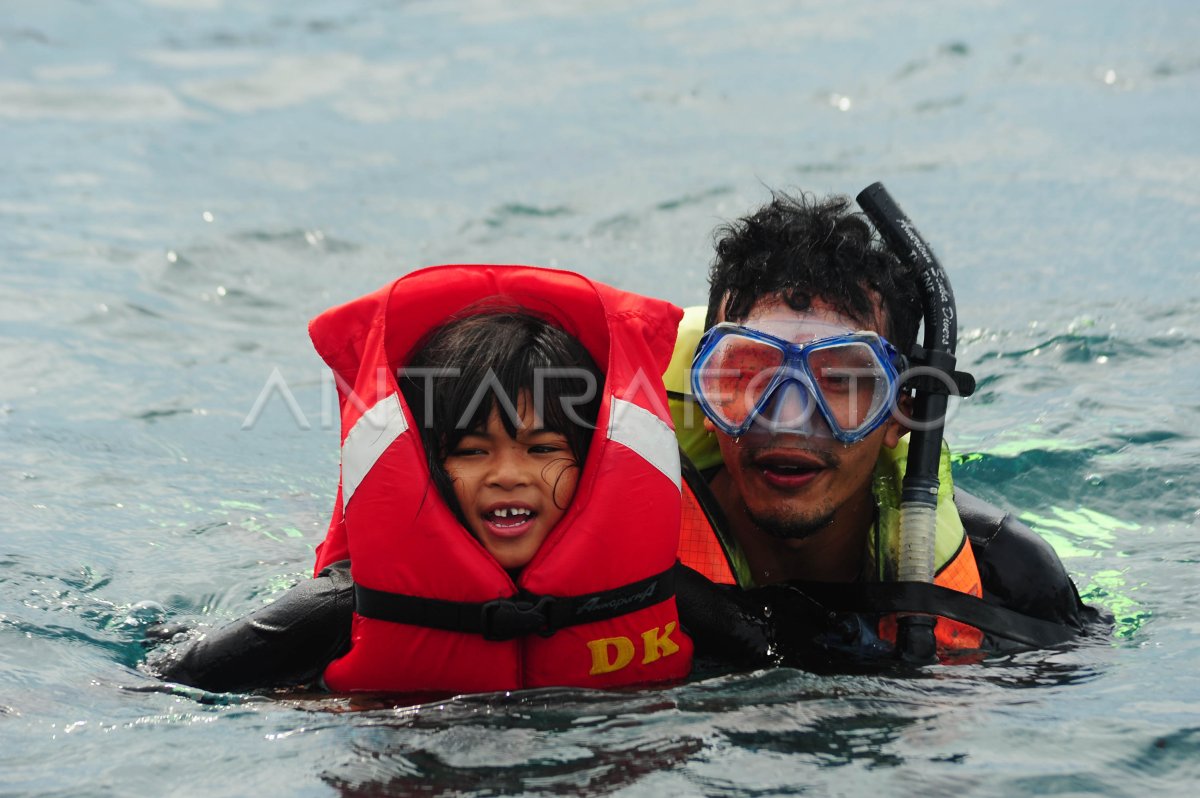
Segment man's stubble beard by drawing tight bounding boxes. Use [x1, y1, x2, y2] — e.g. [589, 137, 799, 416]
[735, 438, 840, 541]
[744, 500, 835, 541]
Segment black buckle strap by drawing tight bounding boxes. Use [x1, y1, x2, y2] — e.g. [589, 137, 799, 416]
[902, 345, 976, 397]
[355, 565, 676, 642]
[774, 580, 1079, 649]
[479, 595, 557, 641]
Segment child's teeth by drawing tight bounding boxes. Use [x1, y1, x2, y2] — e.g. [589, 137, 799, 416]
[492, 508, 530, 518]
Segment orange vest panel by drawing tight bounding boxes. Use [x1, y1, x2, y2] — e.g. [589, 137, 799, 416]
[678, 480, 736, 585]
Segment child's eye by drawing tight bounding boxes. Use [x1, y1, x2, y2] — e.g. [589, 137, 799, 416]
[449, 446, 486, 457]
[528, 444, 565, 455]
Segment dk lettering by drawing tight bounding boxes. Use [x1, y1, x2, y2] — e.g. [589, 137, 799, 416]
[586, 622, 681, 675]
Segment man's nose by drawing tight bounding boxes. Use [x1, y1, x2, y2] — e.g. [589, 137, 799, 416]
[760, 379, 826, 436]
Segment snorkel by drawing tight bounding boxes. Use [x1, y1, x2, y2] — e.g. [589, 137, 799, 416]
[856, 182, 975, 664]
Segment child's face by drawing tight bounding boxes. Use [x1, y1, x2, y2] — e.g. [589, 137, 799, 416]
[443, 396, 581, 572]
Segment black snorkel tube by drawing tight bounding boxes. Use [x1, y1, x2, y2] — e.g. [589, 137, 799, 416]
[856, 182, 975, 664]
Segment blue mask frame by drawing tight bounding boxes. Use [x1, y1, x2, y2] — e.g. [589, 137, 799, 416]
[691, 322, 904, 443]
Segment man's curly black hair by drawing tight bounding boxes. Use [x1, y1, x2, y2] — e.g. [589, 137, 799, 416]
[705, 190, 923, 354]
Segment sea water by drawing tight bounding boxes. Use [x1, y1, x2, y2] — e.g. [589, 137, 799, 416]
[2, 1, 1198, 795]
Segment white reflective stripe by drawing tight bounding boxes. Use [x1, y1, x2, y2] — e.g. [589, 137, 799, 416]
[607, 397, 681, 491]
[341, 393, 408, 509]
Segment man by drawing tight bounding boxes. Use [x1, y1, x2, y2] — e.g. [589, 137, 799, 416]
[666, 189, 1105, 667]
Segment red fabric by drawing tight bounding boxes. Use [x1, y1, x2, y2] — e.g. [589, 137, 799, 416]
[309, 264, 692, 692]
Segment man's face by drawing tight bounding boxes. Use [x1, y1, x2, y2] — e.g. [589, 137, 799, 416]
[706, 294, 906, 540]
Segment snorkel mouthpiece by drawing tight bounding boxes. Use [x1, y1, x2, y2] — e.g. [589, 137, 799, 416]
[856, 182, 974, 665]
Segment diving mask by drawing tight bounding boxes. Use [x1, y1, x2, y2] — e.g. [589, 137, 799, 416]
[690, 322, 903, 443]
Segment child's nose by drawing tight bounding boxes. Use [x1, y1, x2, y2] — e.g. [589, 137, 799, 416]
[486, 447, 533, 488]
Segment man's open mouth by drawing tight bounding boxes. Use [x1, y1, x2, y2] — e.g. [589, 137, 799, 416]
[760, 462, 820, 476]
[752, 451, 831, 481]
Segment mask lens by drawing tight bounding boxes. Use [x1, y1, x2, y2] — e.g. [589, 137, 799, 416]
[696, 332, 786, 431]
[807, 341, 889, 433]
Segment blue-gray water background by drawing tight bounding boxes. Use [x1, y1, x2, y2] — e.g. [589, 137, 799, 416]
[2, 2, 1198, 796]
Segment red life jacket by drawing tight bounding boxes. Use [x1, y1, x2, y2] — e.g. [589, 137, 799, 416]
[310, 264, 693, 693]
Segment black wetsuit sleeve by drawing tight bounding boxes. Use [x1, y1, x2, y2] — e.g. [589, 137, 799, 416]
[150, 560, 355, 693]
[675, 563, 773, 667]
[956, 490, 1109, 634]
[674, 563, 884, 670]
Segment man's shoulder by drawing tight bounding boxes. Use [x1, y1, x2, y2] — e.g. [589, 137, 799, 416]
[954, 490, 1095, 630]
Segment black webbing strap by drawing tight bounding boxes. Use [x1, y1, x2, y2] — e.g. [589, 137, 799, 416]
[782, 580, 1079, 649]
[354, 565, 676, 642]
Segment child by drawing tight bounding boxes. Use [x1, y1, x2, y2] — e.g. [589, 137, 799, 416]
[149, 265, 692, 694]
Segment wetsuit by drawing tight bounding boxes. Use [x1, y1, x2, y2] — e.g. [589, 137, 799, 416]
[147, 479, 1106, 692]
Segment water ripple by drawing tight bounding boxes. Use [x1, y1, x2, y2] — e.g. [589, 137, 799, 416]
[982, 332, 1148, 363]
[0, 80, 196, 121]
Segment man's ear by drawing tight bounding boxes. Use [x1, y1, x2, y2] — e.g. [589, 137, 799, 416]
[883, 391, 914, 448]
[702, 415, 716, 434]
